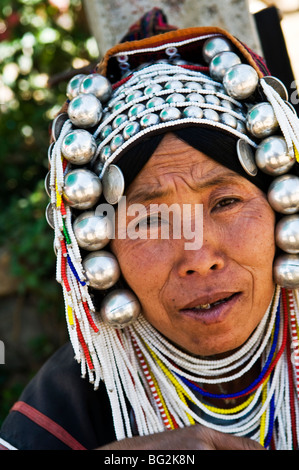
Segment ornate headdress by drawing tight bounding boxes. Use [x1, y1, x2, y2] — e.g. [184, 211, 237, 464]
[46, 17, 299, 448]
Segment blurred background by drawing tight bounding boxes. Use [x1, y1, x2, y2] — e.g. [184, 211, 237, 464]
[0, 0, 99, 424]
[0, 0, 299, 425]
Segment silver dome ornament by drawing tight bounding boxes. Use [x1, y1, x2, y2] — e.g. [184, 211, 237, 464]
[273, 254, 299, 288]
[100, 124, 113, 140]
[128, 103, 146, 118]
[186, 93, 205, 104]
[123, 121, 140, 140]
[236, 139, 258, 176]
[160, 107, 181, 122]
[110, 134, 124, 152]
[140, 113, 160, 128]
[276, 215, 299, 254]
[209, 51, 241, 82]
[66, 74, 86, 100]
[112, 114, 128, 130]
[68, 94, 102, 128]
[110, 99, 125, 113]
[205, 94, 221, 106]
[223, 64, 259, 100]
[184, 81, 202, 92]
[100, 289, 141, 329]
[83, 251, 120, 290]
[166, 93, 185, 104]
[73, 211, 112, 251]
[183, 106, 203, 119]
[202, 37, 232, 63]
[125, 89, 143, 103]
[267, 174, 299, 214]
[102, 164, 125, 205]
[220, 112, 237, 129]
[61, 129, 97, 165]
[144, 83, 163, 95]
[164, 80, 183, 90]
[255, 136, 295, 175]
[246, 102, 279, 139]
[146, 96, 165, 109]
[80, 74, 112, 103]
[99, 145, 112, 163]
[63, 168, 102, 210]
[203, 109, 220, 122]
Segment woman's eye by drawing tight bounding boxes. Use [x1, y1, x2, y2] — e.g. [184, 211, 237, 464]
[137, 214, 161, 228]
[214, 197, 240, 210]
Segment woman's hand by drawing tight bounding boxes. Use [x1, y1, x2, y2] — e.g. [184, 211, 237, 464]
[97, 424, 265, 450]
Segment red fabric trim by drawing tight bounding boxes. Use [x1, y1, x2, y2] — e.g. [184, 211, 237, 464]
[0, 444, 9, 450]
[11, 401, 86, 450]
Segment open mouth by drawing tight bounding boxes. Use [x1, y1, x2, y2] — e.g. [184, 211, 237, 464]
[180, 292, 241, 324]
[191, 293, 237, 311]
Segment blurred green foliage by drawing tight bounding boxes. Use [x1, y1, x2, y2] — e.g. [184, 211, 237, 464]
[0, 0, 99, 423]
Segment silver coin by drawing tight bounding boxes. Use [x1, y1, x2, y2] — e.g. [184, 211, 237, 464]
[51, 113, 69, 142]
[48, 141, 54, 164]
[260, 76, 288, 101]
[236, 139, 258, 176]
[45, 203, 54, 229]
[102, 164, 125, 205]
[44, 171, 51, 197]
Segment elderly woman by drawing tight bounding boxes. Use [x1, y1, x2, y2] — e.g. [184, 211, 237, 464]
[1, 14, 299, 451]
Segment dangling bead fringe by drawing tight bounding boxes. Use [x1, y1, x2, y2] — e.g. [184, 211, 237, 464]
[260, 80, 299, 156]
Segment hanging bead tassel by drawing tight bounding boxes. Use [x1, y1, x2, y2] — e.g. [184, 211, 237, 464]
[260, 80, 299, 156]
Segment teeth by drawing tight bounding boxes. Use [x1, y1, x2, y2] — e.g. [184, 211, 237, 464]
[193, 296, 232, 310]
[194, 303, 211, 310]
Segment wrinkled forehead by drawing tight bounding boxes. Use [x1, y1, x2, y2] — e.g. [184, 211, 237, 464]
[124, 133, 261, 205]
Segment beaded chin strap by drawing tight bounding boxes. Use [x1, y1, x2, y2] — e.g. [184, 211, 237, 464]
[46, 28, 299, 448]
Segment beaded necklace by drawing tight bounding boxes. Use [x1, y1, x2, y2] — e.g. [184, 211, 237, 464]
[85, 285, 298, 449]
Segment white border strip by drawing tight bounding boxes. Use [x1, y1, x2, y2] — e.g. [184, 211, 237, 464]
[0, 437, 17, 450]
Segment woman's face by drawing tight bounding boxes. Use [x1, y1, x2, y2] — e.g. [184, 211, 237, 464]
[111, 133, 276, 356]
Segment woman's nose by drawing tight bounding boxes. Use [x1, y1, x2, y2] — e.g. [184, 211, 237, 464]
[175, 222, 226, 278]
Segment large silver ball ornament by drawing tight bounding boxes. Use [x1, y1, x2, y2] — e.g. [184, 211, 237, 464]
[68, 94, 102, 128]
[275, 215, 299, 253]
[273, 254, 299, 288]
[267, 174, 299, 214]
[255, 136, 295, 175]
[246, 102, 278, 138]
[209, 52, 241, 82]
[80, 74, 112, 103]
[63, 168, 102, 210]
[202, 37, 232, 63]
[73, 211, 112, 251]
[83, 251, 120, 290]
[66, 74, 85, 100]
[61, 129, 97, 165]
[100, 289, 141, 328]
[223, 64, 259, 100]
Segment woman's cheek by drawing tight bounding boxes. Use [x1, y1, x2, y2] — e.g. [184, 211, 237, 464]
[225, 212, 275, 266]
[112, 239, 171, 286]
